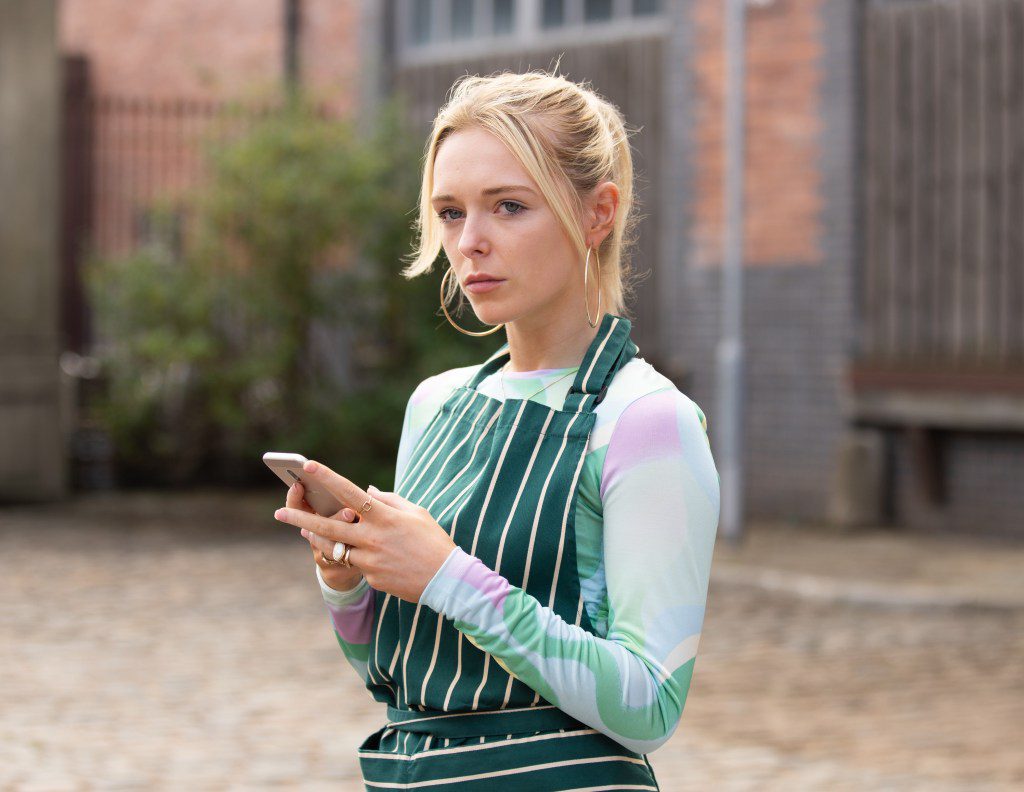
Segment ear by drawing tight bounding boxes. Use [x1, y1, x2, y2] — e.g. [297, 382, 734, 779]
[586, 180, 620, 246]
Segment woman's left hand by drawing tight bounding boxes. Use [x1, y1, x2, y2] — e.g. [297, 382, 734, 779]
[274, 459, 457, 603]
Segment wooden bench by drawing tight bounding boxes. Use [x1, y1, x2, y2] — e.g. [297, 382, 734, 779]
[841, 363, 1024, 506]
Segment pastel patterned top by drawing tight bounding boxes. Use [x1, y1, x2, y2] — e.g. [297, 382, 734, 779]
[315, 354, 721, 754]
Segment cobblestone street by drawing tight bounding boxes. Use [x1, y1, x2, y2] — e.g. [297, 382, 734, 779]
[2, 490, 1021, 791]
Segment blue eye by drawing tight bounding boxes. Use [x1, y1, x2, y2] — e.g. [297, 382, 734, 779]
[436, 201, 526, 224]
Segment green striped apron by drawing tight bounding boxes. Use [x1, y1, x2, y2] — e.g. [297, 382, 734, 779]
[357, 313, 660, 791]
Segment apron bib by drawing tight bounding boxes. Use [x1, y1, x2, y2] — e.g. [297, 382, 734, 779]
[356, 313, 660, 791]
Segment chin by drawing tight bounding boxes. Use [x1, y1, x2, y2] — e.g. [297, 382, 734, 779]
[471, 311, 509, 328]
[466, 298, 512, 323]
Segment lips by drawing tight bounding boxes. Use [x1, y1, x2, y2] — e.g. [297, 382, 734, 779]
[464, 278, 505, 294]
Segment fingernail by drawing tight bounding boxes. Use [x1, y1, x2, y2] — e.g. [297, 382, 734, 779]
[274, 509, 285, 519]
[300, 528, 309, 539]
[304, 461, 318, 473]
[367, 485, 379, 494]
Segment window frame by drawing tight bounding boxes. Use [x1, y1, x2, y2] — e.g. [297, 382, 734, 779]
[396, 0, 666, 66]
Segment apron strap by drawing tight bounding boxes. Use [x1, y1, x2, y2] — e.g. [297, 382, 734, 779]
[385, 704, 589, 738]
[462, 313, 637, 413]
[563, 313, 637, 413]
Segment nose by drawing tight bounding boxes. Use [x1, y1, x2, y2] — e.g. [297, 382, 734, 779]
[456, 213, 489, 260]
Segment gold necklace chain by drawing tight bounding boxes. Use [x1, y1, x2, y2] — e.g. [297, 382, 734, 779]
[500, 361, 581, 402]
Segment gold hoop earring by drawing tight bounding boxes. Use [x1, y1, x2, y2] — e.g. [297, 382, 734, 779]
[584, 247, 603, 328]
[439, 266, 505, 336]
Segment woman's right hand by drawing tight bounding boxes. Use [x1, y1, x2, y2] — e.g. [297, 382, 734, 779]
[287, 480, 365, 593]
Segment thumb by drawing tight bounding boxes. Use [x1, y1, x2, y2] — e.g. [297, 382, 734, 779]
[367, 485, 418, 512]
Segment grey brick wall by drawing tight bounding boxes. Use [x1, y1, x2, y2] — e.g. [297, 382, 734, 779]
[892, 432, 1024, 537]
[678, 267, 847, 522]
[665, 0, 858, 524]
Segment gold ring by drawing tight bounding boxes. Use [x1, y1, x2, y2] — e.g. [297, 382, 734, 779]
[318, 550, 337, 566]
[341, 545, 353, 567]
[360, 497, 373, 513]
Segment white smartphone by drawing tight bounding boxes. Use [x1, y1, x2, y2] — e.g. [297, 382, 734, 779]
[262, 451, 346, 518]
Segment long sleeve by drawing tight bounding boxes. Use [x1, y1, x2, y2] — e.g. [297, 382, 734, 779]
[317, 566, 375, 680]
[316, 377, 431, 680]
[419, 389, 720, 755]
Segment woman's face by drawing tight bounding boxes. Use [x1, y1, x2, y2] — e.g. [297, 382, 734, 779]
[430, 126, 586, 329]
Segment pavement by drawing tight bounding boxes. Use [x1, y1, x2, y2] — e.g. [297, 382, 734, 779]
[709, 519, 1024, 611]
[1, 488, 1021, 791]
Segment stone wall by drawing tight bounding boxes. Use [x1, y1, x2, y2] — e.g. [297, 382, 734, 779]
[0, 0, 66, 501]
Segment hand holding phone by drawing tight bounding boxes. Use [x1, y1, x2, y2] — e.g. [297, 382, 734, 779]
[263, 452, 344, 516]
[265, 451, 364, 592]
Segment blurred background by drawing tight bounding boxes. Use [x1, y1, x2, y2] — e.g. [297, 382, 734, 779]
[1, 0, 1021, 789]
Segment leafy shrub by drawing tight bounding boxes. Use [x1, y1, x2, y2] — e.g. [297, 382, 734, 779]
[83, 94, 485, 489]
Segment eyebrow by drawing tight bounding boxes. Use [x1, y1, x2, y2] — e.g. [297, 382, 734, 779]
[430, 185, 537, 203]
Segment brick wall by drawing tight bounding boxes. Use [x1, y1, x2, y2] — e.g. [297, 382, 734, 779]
[58, 0, 361, 115]
[671, 0, 857, 523]
[892, 432, 1024, 538]
[689, 0, 825, 269]
[57, 0, 365, 259]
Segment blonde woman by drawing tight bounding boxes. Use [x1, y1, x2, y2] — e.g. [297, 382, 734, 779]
[275, 68, 720, 790]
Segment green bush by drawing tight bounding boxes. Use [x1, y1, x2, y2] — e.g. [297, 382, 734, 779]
[83, 94, 486, 489]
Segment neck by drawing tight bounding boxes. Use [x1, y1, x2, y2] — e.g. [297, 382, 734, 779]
[503, 313, 604, 373]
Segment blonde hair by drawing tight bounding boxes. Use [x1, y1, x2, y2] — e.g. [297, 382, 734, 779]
[400, 64, 643, 321]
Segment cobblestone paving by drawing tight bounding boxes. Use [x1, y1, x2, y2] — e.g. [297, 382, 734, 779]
[1, 491, 1021, 791]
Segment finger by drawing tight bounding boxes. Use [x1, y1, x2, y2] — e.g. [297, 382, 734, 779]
[301, 460, 393, 522]
[275, 505, 365, 546]
[286, 482, 315, 514]
[305, 530, 337, 558]
[343, 545, 363, 569]
[308, 532, 361, 571]
[328, 506, 360, 523]
[311, 538, 363, 571]
[314, 548, 349, 571]
[301, 506, 358, 549]
[365, 487, 423, 514]
[313, 545, 334, 567]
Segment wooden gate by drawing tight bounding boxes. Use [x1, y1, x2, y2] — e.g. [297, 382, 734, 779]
[853, 0, 1024, 418]
[850, 0, 1024, 506]
[860, 0, 1019, 370]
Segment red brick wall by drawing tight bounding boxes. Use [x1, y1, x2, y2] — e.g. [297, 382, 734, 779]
[58, 0, 363, 258]
[690, 0, 824, 268]
[302, 0, 362, 116]
[59, 0, 360, 115]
